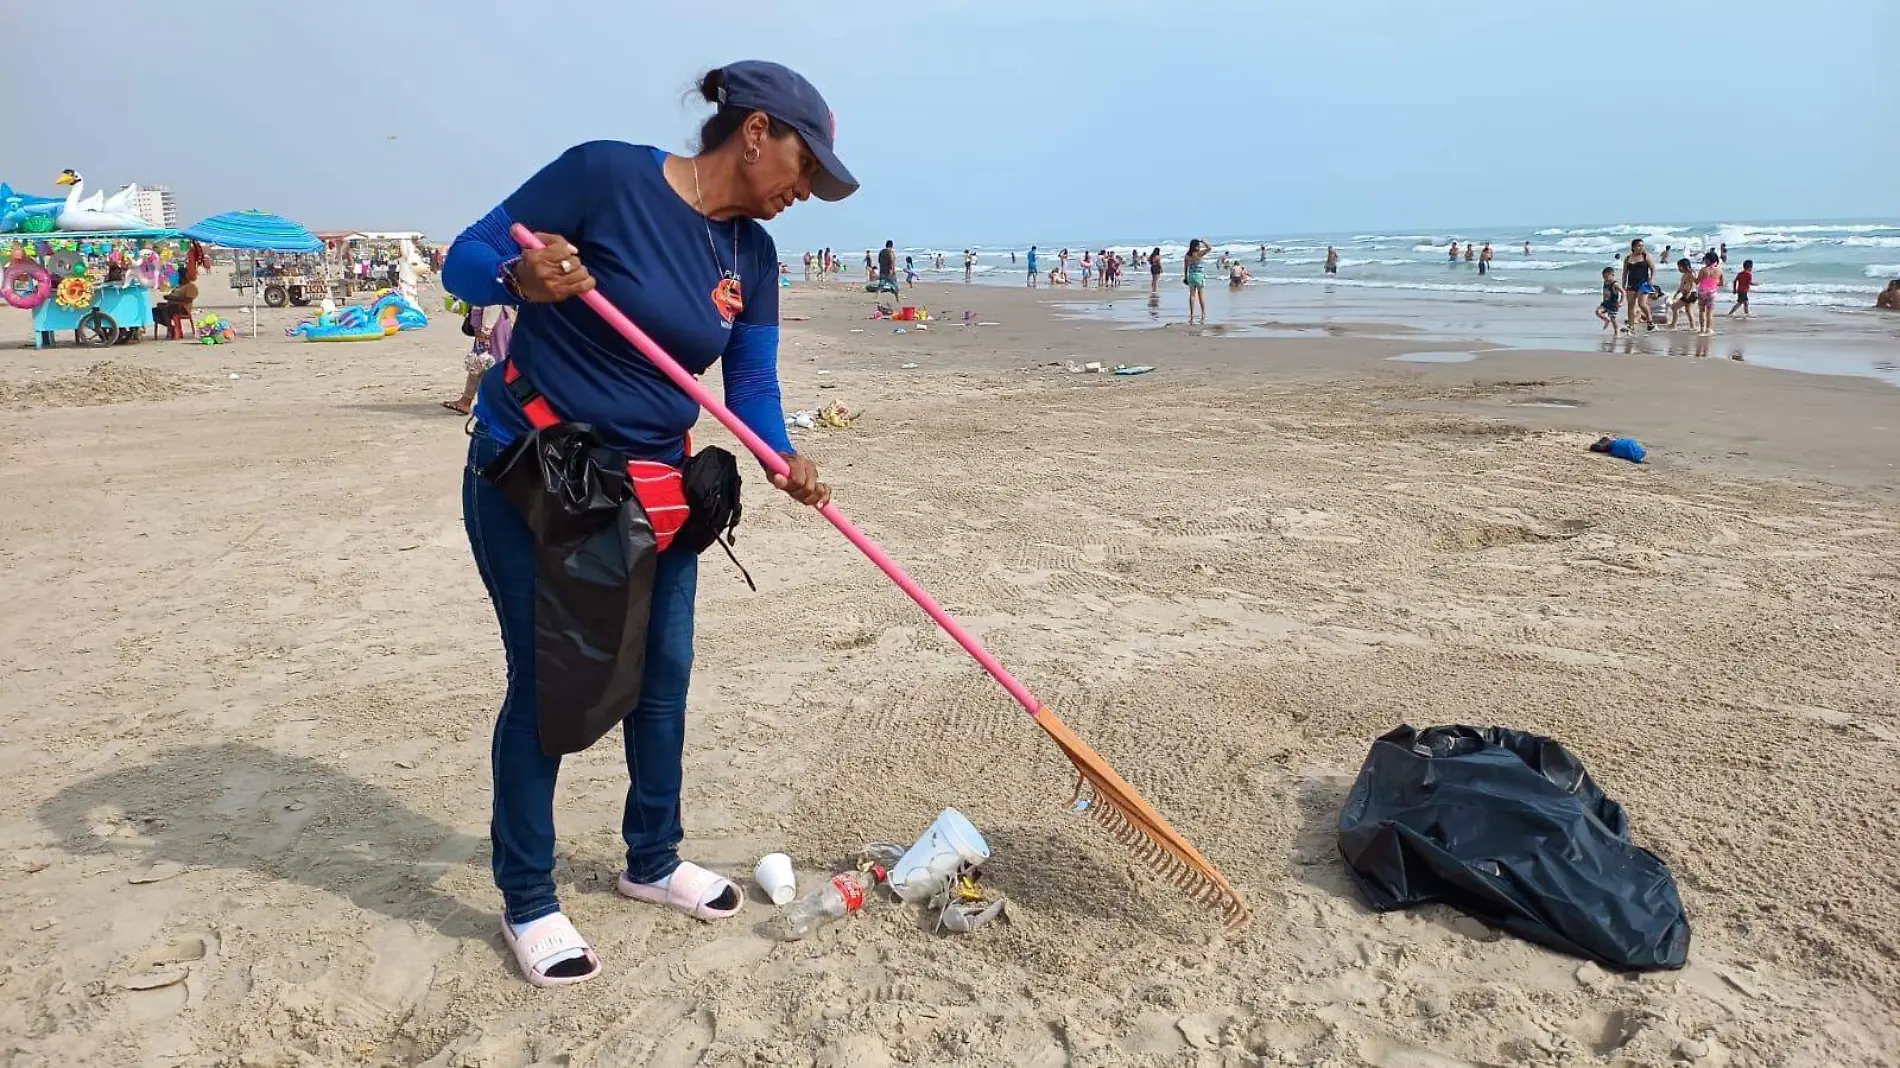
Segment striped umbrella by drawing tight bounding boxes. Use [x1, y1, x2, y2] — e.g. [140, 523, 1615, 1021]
[181, 210, 322, 252]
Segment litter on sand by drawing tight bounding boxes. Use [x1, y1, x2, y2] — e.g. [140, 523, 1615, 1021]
[1113, 364, 1156, 376]
[1339, 724, 1690, 972]
[1589, 436, 1646, 463]
[900, 362, 919, 369]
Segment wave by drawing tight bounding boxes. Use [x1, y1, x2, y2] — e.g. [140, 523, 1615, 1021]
[1252, 275, 1545, 296]
[1754, 282, 1876, 295]
[1864, 264, 1900, 278]
[1484, 259, 1586, 271]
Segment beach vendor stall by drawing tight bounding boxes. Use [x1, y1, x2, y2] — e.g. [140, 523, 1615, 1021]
[181, 210, 324, 336]
[7, 230, 188, 349]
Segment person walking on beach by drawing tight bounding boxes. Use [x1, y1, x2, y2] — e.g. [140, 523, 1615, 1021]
[1478, 242, 1492, 276]
[1149, 246, 1163, 292]
[863, 249, 874, 282]
[1622, 238, 1656, 332]
[903, 254, 918, 288]
[1695, 250, 1723, 335]
[1324, 246, 1339, 275]
[1728, 260, 1753, 318]
[1026, 245, 1038, 287]
[1183, 237, 1212, 325]
[878, 240, 897, 291]
[1666, 258, 1697, 330]
[443, 304, 511, 416]
[963, 249, 975, 283]
[1596, 267, 1622, 333]
[440, 60, 850, 988]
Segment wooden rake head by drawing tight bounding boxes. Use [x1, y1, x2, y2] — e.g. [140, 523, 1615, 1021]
[1035, 708, 1252, 928]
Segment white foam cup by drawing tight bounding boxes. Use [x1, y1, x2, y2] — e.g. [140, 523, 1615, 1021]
[889, 808, 991, 903]
[754, 852, 796, 906]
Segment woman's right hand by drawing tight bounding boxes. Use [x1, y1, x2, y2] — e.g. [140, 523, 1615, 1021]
[512, 232, 596, 303]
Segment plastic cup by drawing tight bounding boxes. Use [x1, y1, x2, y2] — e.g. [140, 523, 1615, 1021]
[890, 809, 991, 904]
[754, 852, 796, 906]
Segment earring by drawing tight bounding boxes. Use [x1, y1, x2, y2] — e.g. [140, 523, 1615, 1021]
[743, 144, 761, 164]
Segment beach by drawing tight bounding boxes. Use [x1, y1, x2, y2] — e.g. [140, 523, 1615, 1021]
[1, 277, 1897, 1067]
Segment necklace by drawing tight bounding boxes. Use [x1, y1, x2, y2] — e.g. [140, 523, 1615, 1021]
[691, 157, 740, 288]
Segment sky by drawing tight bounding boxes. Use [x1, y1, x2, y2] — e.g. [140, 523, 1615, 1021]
[6, 1, 1895, 251]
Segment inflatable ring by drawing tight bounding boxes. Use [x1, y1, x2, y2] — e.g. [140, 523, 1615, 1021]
[45, 250, 82, 277]
[2, 259, 51, 309]
[56, 274, 96, 310]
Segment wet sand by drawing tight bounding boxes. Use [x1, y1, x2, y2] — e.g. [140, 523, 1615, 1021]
[1, 276, 1895, 1066]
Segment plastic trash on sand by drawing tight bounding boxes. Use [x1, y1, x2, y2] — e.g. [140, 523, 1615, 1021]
[1338, 724, 1690, 972]
[929, 872, 1009, 934]
[1590, 436, 1647, 463]
[1113, 364, 1155, 376]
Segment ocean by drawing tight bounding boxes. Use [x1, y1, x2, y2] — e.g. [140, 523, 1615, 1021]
[886, 220, 1900, 310]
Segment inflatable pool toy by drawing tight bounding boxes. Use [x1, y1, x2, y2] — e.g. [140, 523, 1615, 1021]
[287, 304, 386, 342]
[444, 295, 470, 316]
[2, 253, 51, 309]
[53, 169, 150, 232]
[55, 274, 95, 310]
[0, 183, 62, 233]
[369, 291, 428, 332]
[196, 313, 238, 344]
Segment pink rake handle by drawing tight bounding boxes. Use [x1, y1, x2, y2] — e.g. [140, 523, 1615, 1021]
[510, 225, 1043, 716]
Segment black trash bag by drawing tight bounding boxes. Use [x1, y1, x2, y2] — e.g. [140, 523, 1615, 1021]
[1337, 724, 1691, 971]
[481, 423, 657, 756]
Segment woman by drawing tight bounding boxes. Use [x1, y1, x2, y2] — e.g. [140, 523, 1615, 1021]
[441, 60, 854, 988]
[1621, 238, 1655, 332]
[1148, 246, 1163, 292]
[1876, 279, 1900, 311]
[1183, 238, 1212, 324]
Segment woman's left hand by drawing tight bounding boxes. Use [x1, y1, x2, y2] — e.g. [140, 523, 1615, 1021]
[771, 453, 830, 507]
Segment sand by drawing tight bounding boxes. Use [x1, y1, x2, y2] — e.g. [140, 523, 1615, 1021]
[1, 277, 1896, 1067]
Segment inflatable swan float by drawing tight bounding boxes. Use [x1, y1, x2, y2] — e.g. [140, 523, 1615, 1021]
[54, 169, 150, 231]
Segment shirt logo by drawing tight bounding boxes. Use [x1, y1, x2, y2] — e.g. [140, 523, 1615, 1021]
[711, 275, 744, 323]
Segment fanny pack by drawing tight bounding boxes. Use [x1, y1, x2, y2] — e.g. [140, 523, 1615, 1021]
[477, 359, 749, 756]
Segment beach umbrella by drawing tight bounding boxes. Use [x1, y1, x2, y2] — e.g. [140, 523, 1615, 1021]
[182, 210, 324, 335]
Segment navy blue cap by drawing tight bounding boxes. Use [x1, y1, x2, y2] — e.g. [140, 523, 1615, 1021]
[718, 60, 858, 202]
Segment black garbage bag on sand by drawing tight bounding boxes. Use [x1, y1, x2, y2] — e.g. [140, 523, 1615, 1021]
[1337, 724, 1691, 971]
[482, 424, 658, 757]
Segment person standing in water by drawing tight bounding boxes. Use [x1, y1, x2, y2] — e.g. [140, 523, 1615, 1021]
[1478, 242, 1492, 275]
[1523, 241, 1531, 256]
[1324, 246, 1339, 275]
[1728, 259, 1754, 318]
[1448, 240, 1460, 263]
[1696, 250, 1724, 336]
[962, 248, 975, 283]
[1464, 243, 1475, 263]
[1025, 245, 1038, 287]
[1622, 238, 1656, 332]
[1183, 238, 1211, 325]
[1149, 246, 1163, 292]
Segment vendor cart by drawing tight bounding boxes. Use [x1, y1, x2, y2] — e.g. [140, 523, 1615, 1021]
[30, 281, 154, 348]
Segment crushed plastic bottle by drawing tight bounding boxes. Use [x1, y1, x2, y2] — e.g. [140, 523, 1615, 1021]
[778, 867, 884, 941]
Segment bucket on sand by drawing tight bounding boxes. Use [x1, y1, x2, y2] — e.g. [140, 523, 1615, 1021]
[889, 808, 991, 904]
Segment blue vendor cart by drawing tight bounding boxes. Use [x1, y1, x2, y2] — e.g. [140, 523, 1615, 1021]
[31, 281, 155, 349]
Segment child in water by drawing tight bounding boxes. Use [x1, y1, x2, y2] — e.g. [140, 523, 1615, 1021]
[1596, 268, 1622, 333]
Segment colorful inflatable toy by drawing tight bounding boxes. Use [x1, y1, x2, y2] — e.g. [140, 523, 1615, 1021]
[0, 183, 63, 234]
[55, 274, 96, 310]
[196, 313, 237, 344]
[3, 251, 51, 309]
[131, 249, 163, 289]
[369, 290, 429, 332]
[287, 304, 386, 342]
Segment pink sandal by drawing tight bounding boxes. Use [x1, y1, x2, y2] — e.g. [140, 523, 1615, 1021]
[501, 913, 601, 988]
[616, 861, 744, 921]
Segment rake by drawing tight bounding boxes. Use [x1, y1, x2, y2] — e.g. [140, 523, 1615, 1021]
[510, 226, 1251, 928]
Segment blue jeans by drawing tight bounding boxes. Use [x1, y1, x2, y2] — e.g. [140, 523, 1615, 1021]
[463, 429, 699, 926]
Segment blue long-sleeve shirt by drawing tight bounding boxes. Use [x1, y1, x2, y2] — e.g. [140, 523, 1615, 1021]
[445, 141, 794, 462]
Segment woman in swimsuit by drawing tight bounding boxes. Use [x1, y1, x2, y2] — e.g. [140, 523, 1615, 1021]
[1621, 239, 1655, 331]
[1695, 251, 1723, 336]
[1183, 238, 1211, 324]
[1148, 247, 1163, 293]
